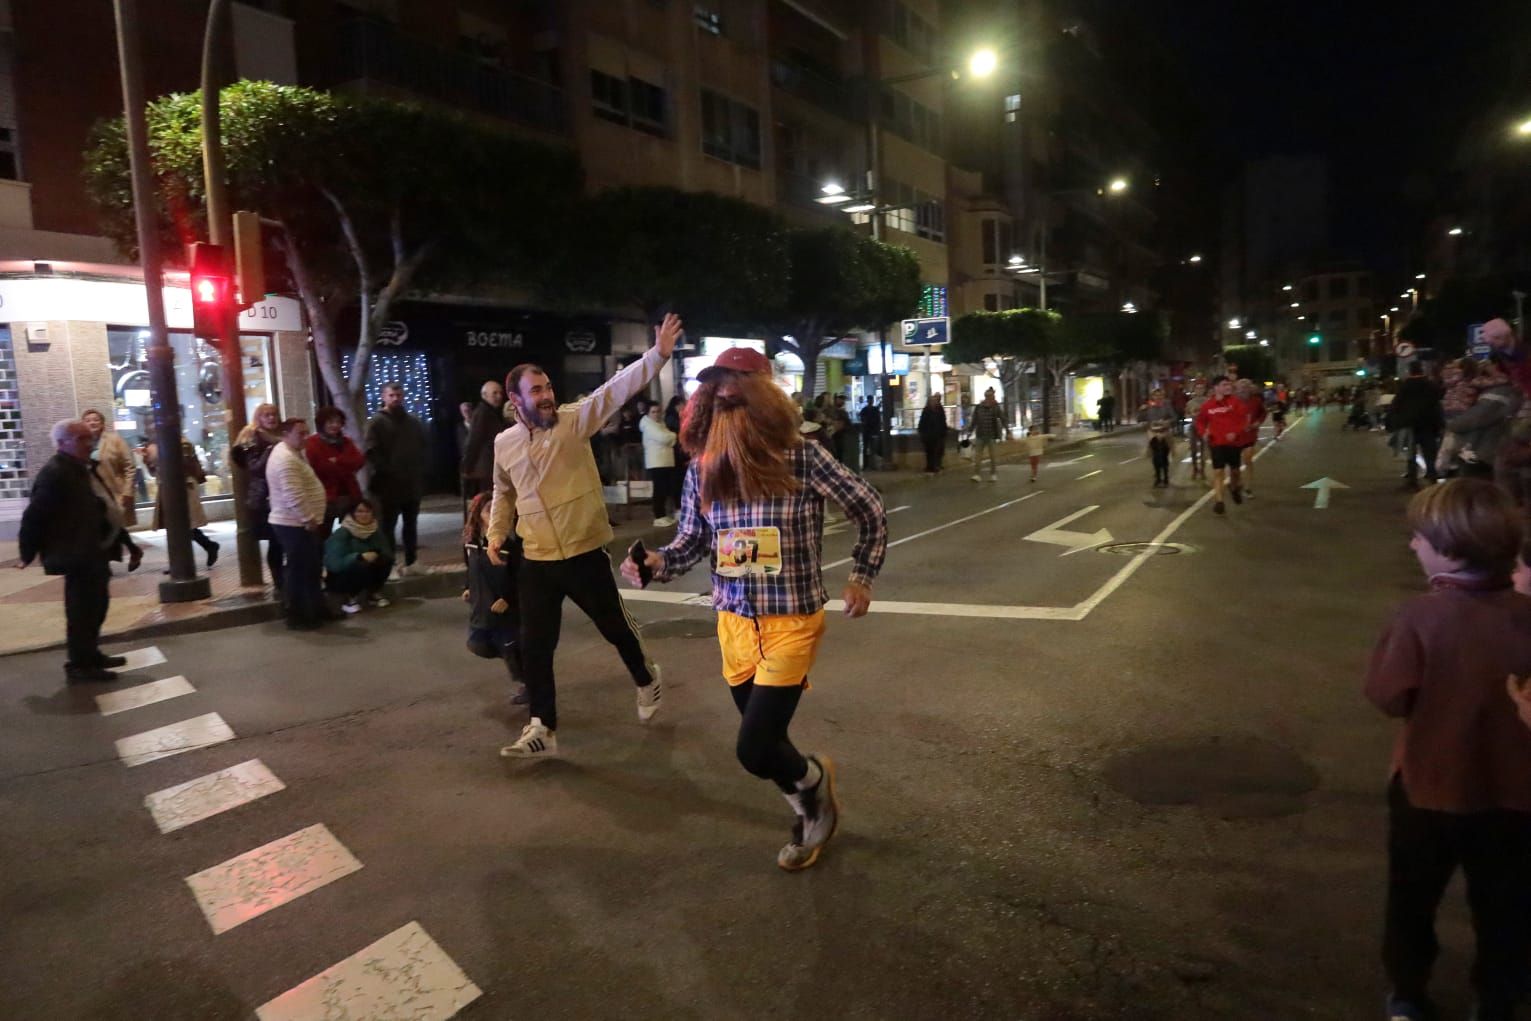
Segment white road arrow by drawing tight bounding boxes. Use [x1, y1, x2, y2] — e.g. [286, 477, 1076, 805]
[1024, 505, 1113, 556]
[1301, 477, 1350, 509]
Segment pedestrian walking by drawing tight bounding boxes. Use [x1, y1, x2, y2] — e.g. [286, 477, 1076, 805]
[967, 387, 1006, 482]
[82, 408, 144, 566]
[1141, 389, 1176, 487]
[267, 417, 328, 631]
[16, 419, 135, 682]
[461, 380, 508, 499]
[828, 394, 853, 465]
[1194, 377, 1253, 516]
[493, 313, 681, 759]
[304, 406, 365, 537]
[1022, 425, 1048, 482]
[323, 498, 392, 613]
[1184, 381, 1209, 480]
[365, 382, 428, 575]
[1097, 392, 1117, 432]
[1390, 361, 1445, 490]
[143, 434, 220, 569]
[623, 345, 887, 871]
[640, 401, 680, 527]
[1367, 479, 1531, 1021]
[463, 490, 526, 707]
[859, 397, 881, 471]
[917, 394, 948, 475]
[232, 403, 286, 591]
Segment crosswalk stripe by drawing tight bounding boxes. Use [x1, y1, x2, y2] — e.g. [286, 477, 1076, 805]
[255, 921, 481, 1021]
[115, 712, 235, 767]
[185, 823, 362, 935]
[112, 645, 168, 673]
[96, 675, 195, 716]
[144, 759, 286, 834]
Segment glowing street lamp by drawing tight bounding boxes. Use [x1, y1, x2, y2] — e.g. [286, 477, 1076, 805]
[817, 182, 850, 205]
[1120, 301, 1138, 314]
[1227, 317, 1241, 329]
[1258, 339, 1270, 347]
[1414, 273, 1426, 280]
[1517, 117, 1531, 137]
[1107, 177, 1129, 195]
[1187, 254, 1203, 263]
[1281, 283, 1294, 292]
[968, 48, 998, 78]
[1245, 329, 1257, 339]
[1448, 226, 1464, 236]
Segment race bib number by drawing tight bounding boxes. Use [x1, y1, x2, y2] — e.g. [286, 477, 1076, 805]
[715, 527, 783, 578]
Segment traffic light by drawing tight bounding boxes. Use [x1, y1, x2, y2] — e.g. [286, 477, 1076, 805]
[189, 242, 232, 340]
[1308, 334, 1322, 345]
[232, 210, 265, 306]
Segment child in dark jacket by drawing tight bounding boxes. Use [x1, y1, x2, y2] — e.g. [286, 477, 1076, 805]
[322, 499, 393, 612]
[1365, 479, 1531, 1021]
[463, 491, 526, 706]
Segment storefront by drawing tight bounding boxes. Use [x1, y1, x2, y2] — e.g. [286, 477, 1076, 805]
[1, 269, 310, 524]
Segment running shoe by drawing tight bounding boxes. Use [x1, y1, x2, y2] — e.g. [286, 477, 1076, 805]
[500, 718, 557, 758]
[511, 684, 529, 707]
[778, 755, 840, 871]
[367, 593, 391, 608]
[1213, 500, 1225, 515]
[636, 667, 663, 722]
[970, 474, 982, 482]
[341, 600, 362, 615]
[653, 516, 677, 527]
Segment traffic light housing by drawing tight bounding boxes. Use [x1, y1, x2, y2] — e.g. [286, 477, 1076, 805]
[232, 210, 266, 307]
[1308, 334, 1322, 345]
[189, 242, 232, 340]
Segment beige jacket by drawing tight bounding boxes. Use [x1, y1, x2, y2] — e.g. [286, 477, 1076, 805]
[94, 430, 138, 525]
[266, 440, 327, 528]
[490, 346, 668, 561]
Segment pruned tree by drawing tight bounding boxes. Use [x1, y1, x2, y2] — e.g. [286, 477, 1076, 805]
[84, 82, 579, 438]
[949, 308, 1063, 429]
[772, 228, 921, 399]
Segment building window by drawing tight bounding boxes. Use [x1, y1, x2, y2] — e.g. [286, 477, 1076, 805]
[882, 178, 944, 242]
[981, 217, 997, 265]
[1328, 340, 1348, 362]
[880, 88, 942, 154]
[1328, 277, 1350, 299]
[887, 1, 935, 63]
[915, 197, 945, 243]
[1329, 308, 1347, 325]
[694, 4, 722, 35]
[700, 89, 760, 169]
[983, 293, 999, 312]
[1302, 280, 1318, 302]
[590, 70, 628, 125]
[592, 70, 668, 136]
[628, 77, 667, 135]
[1003, 93, 1021, 124]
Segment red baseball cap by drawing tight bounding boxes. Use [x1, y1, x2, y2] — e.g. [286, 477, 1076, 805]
[698, 346, 771, 382]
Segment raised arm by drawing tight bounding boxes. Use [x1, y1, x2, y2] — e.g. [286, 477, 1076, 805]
[571, 314, 683, 439]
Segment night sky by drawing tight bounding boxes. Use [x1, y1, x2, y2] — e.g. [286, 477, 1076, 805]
[1080, 0, 1531, 274]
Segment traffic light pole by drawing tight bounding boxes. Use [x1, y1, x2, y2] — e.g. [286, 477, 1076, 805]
[113, 0, 210, 603]
[201, 0, 261, 588]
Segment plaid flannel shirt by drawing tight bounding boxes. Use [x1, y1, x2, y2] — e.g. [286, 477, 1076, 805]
[655, 441, 887, 618]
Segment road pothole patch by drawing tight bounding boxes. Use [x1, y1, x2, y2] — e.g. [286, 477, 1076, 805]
[1102, 737, 1318, 818]
[1097, 541, 1197, 556]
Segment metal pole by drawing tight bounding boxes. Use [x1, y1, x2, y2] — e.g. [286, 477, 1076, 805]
[200, 0, 261, 587]
[113, 0, 210, 602]
[868, 97, 896, 469]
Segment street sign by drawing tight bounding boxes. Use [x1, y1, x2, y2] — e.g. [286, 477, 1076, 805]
[1394, 341, 1416, 360]
[1469, 322, 1491, 360]
[1300, 477, 1349, 509]
[901, 316, 950, 347]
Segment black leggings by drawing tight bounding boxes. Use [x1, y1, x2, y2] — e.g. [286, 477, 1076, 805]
[1149, 436, 1171, 481]
[730, 679, 808, 793]
[517, 548, 654, 730]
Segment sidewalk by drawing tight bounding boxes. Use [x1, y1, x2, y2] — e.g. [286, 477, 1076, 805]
[0, 423, 1135, 657]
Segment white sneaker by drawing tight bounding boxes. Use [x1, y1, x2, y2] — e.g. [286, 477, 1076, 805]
[341, 600, 362, 615]
[636, 665, 663, 722]
[500, 718, 557, 758]
[652, 516, 677, 527]
[367, 593, 391, 608]
[777, 755, 840, 871]
[970, 474, 982, 482]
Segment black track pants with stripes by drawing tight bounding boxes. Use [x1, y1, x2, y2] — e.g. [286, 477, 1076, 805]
[517, 548, 654, 731]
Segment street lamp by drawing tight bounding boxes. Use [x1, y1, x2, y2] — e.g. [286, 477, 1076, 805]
[1290, 302, 1300, 308]
[1120, 301, 1137, 313]
[1187, 254, 1202, 263]
[968, 48, 998, 78]
[1516, 117, 1531, 137]
[1106, 177, 1129, 195]
[817, 182, 850, 205]
[1259, 339, 1270, 348]
[1227, 317, 1241, 329]
[1414, 273, 1426, 280]
[1281, 283, 1294, 292]
[1244, 329, 1257, 339]
[1448, 226, 1464, 236]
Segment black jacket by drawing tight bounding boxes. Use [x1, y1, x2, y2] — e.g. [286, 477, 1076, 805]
[19, 454, 123, 574]
[465, 536, 520, 630]
[365, 408, 428, 503]
[917, 405, 948, 440]
[460, 401, 507, 482]
[231, 431, 277, 514]
[1389, 376, 1444, 432]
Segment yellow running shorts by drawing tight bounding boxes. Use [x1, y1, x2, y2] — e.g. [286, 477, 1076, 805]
[717, 609, 827, 688]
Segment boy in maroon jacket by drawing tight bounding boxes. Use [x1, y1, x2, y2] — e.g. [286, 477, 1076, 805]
[1192, 377, 1252, 515]
[1366, 479, 1531, 1021]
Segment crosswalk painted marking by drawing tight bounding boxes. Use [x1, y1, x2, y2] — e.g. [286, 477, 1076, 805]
[116, 712, 235, 767]
[185, 823, 362, 935]
[256, 921, 481, 1021]
[96, 675, 195, 716]
[113, 645, 168, 673]
[144, 759, 286, 834]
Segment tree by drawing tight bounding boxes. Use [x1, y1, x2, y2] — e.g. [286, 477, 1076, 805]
[949, 308, 1066, 429]
[85, 82, 579, 438]
[547, 186, 790, 330]
[771, 227, 921, 399]
[1218, 344, 1276, 384]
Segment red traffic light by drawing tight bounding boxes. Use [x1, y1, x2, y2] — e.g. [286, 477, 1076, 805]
[189, 243, 232, 339]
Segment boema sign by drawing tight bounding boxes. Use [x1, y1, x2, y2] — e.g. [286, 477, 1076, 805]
[0, 276, 304, 332]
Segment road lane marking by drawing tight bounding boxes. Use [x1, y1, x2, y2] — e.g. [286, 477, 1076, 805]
[889, 505, 911, 513]
[1118, 455, 1143, 464]
[112, 645, 167, 673]
[144, 759, 286, 834]
[186, 823, 362, 935]
[256, 921, 481, 1021]
[116, 712, 235, 767]
[819, 491, 1044, 569]
[1050, 453, 1095, 466]
[1023, 506, 1112, 556]
[96, 675, 195, 716]
[822, 598, 1084, 620]
[1076, 469, 1103, 480]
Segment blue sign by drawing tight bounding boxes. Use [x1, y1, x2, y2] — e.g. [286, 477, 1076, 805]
[843, 356, 869, 376]
[901, 316, 950, 347]
[1469, 322, 1491, 360]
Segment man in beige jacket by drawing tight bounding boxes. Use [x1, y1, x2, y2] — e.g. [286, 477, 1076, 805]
[494, 313, 682, 758]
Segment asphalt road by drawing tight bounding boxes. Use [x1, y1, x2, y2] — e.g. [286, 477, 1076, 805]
[0, 411, 1475, 1019]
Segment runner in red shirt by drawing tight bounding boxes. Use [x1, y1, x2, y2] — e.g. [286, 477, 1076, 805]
[1236, 378, 1268, 498]
[1194, 377, 1253, 515]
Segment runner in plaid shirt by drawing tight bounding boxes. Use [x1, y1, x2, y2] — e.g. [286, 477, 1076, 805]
[624, 347, 887, 871]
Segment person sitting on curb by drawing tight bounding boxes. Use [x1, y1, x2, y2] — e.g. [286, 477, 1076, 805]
[323, 498, 393, 614]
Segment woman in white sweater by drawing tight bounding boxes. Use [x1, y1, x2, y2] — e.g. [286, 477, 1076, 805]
[639, 402, 679, 526]
[266, 418, 330, 630]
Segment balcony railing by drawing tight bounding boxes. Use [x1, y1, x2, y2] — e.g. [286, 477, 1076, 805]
[770, 57, 860, 122]
[337, 20, 566, 134]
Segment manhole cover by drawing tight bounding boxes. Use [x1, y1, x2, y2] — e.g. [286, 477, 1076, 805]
[1097, 541, 1196, 556]
[640, 618, 715, 640]
[1102, 737, 1318, 818]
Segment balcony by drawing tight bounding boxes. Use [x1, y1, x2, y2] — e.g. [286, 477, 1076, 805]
[770, 57, 860, 123]
[337, 20, 566, 134]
